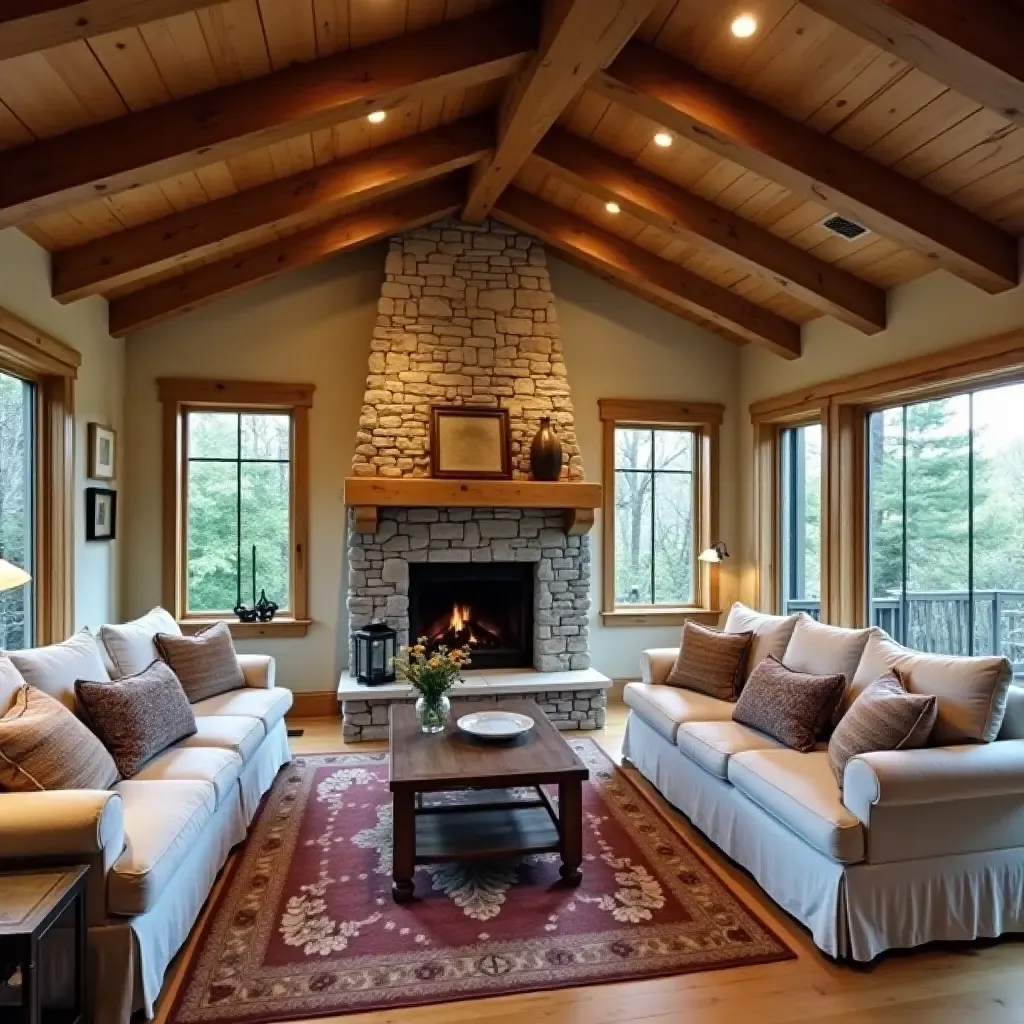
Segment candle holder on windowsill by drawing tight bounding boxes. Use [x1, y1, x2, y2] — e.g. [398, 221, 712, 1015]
[233, 543, 279, 623]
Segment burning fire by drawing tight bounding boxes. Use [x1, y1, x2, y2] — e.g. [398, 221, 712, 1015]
[449, 604, 471, 632]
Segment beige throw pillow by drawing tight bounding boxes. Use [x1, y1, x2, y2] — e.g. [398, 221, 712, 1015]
[0, 685, 119, 792]
[733, 655, 846, 753]
[154, 621, 246, 703]
[666, 620, 753, 701]
[100, 606, 181, 679]
[828, 672, 936, 789]
[9, 631, 110, 712]
[723, 603, 800, 684]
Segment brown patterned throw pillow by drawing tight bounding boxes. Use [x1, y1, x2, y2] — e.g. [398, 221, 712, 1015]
[75, 661, 197, 778]
[828, 672, 937, 789]
[733, 654, 846, 753]
[0, 685, 119, 792]
[154, 621, 246, 703]
[666, 620, 754, 701]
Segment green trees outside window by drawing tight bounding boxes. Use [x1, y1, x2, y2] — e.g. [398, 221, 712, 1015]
[0, 370, 33, 649]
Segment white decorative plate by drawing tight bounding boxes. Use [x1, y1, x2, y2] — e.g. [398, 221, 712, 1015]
[457, 710, 535, 739]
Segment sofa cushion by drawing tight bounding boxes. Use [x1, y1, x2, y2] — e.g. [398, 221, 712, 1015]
[130, 746, 241, 807]
[723, 602, 800, 683]
[676, 720, 784, 779]
[74, 661, 197, 779]
[828, 673, 936, 789]
[0, 655, 25, 716]
[733, 655, 846, 753]
[783, 616, 871, 686]
[998, 685, 1024, 740]
[179, 715, 265, 764]
[191, 686, 293, 735]
[666, 621, 752, 700]
[100, 607, 180, 679]
[9, 631, 110, 713]
[850, 629, 1011, 744]
[728, 749, 865, 864]
[108, 779, 215, 916]
[0, 685, 120, 793]
[624, 683, 733, 743]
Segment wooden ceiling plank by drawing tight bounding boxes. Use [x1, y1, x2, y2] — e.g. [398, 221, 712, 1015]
[108, 173, 465, 336]
[0, 1, 228, 60]
[597, 41, 1019, 293]
[494, 185, 801, 358]
[532, 128, 885, 333]
[53, 112, 493, 301]
[462, 0, 660, 222]
[0, 3, 538, 227]
[801, 0, 1024, 130]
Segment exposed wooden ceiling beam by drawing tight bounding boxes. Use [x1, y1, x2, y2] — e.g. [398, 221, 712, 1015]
[0, 1, 225, 59]
[532, 128, 887, 334]
[494, 187, 801, 358]
[53, 115, 493, 303]
[597, 41, 1019, 294]
[462, 0, 659, 223]
[802, 0, 1024, 129]
[0, 4, 537, 228]
[108, 176, 465, 337]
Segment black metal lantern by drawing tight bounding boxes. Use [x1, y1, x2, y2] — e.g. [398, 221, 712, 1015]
[353, 621, 397, 685]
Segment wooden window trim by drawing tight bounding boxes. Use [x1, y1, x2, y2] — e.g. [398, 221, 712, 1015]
[750, 328, 1024, 626]
[158, 378, 313, 638]
[0, 308, 78, 646]
[599, 398, 723, 627]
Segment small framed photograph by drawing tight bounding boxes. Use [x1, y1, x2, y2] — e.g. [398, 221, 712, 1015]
[429, 406, 511, 480]
[88, 423, 116, 480]
[86, 488, 117, 542]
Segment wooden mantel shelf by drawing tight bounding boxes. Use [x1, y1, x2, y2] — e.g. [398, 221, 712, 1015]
[344, 477, 602, 535]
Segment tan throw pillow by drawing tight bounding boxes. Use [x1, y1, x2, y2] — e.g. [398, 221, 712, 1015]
[733, 655, 846, 753]
[828, 672, 937, 789]
[723, 602, 800, 684]
[666, 620, 753, 701]
[154, 621, 246, 703]
[75, 661, 197, 779]
[0, 685, 119, 792]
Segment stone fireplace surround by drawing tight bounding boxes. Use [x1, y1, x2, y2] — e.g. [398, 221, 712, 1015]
[339, 217, 610, 741]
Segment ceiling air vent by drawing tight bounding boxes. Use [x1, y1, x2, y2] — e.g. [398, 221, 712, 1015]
[820, 213, 870, 241]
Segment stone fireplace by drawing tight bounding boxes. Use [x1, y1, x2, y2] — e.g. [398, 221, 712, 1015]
[339, 217, 609, 740]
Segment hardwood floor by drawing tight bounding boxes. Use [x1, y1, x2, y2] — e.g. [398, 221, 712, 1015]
[154, 704, 1024, 1024]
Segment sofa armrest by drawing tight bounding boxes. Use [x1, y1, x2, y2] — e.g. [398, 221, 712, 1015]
[0, 790, 124, 865]
[640, 648, 678, 686]
[238, 653, 276, 689]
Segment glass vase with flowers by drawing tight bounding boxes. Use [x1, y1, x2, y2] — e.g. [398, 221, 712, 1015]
[393, 638, 471, 733]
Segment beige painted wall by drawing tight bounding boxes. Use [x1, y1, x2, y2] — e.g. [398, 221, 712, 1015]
[0, 228, 125, 632]
[123, 244, 740, 691]
[737, 261, 1024, 606]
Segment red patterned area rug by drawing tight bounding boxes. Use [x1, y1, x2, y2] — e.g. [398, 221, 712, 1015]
[169, 739, 793, 1023]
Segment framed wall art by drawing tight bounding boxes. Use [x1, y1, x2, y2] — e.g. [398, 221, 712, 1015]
[429, 406, 511, 480]
[88, 423, 116, 480]
[85, 487, 117, 542]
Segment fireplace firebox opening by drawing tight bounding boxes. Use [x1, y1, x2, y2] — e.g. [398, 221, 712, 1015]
[408, 562, 534, 670]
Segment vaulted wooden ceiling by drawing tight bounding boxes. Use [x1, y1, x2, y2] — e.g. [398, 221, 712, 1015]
[3, 0, 1024, 359]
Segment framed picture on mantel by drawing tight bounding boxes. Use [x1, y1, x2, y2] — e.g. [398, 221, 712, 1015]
[429, 406, 511, 480]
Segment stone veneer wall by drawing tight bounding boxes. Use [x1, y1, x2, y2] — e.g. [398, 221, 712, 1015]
[347, 507, 591, 672]
[351, 217, 583, 480]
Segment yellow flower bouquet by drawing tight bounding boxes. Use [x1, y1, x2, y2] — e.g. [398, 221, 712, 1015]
[393, 639, 471, 733]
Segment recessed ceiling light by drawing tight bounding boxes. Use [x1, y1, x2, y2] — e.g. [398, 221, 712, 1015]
[605, 201, 621, 214]
[653, 132, 673, 148]
[731, 13, 758, 38]
[367, 110, 387, 124]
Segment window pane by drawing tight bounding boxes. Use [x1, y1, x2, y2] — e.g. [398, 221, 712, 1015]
[868, 408, 905, 639]
[0, 372, 33, 649]
[189, 412, 238, 459]
[653, 428, 692, 471]
[780, 424, 821, 616]
[240, 462, 290, 610]
[614, 468, 652, 604]
[653, 469, 694, 604]
[615, 428, 652, 471]
[241, 413, 289, 460]
[187, 461, 239, 613]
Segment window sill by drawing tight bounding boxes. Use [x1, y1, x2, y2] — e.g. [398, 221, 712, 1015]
[600, 608, 722, 628]
[178, 618, 311, 639]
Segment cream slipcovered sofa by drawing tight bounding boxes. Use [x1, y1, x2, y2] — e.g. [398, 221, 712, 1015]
[623, 605, 1024, 961]
[0, 613, 293, 1024]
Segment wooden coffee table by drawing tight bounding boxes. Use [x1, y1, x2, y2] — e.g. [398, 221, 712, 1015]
[388, 699, 589, 903]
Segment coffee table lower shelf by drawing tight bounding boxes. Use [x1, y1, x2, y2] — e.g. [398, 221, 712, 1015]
[414, 800, 562, 863]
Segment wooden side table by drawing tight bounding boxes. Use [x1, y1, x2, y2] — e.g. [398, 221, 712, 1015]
[0, 866, 88, 1024]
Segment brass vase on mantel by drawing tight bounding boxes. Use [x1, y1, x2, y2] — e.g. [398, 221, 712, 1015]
[529, 417, 563, 481]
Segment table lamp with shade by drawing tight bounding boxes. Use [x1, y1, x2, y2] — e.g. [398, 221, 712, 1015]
[698, 541, 730, 564]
